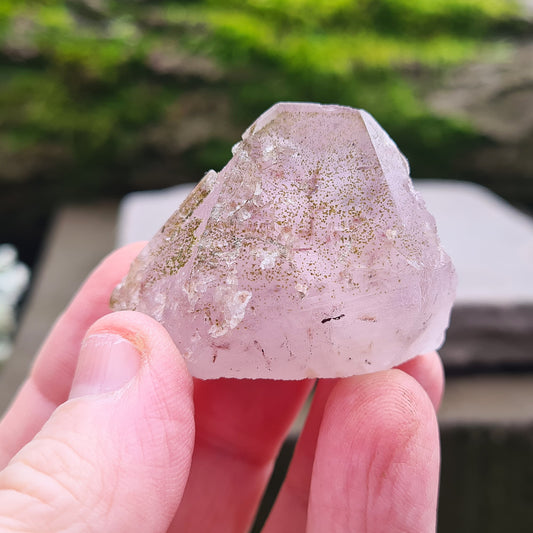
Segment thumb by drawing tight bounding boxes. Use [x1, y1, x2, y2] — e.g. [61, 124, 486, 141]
[0, 311, 194, 533]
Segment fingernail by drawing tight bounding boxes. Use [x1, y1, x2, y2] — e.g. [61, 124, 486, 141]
[70, 333, 141, 398]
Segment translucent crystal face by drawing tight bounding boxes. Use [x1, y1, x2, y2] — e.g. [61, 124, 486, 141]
[111, 102, 456, 379]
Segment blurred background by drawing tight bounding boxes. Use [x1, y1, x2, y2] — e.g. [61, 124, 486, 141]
[1, 0, 532, 267]
[1, 1, 533, 532]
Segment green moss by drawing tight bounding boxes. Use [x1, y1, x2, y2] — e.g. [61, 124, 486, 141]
[0, 0, 525, 196]
[162, 216, 201, 276]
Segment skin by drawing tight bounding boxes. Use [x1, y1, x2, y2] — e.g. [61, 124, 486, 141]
[0, 243, 443, 532]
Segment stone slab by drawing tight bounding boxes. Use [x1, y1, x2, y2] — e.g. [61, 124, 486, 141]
[439, 374, 533, 426]
[441, 304, 533, 371]
[0, 203, 117, 415]
[417, 181, 533, 370]
[415, 180, 533, 306]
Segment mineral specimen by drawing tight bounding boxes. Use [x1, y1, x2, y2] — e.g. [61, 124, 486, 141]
[111, 103, 456, 379]
[0, 244, 30, 362]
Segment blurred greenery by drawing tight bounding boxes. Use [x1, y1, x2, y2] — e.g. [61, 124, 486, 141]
[0, 0, 527, 262]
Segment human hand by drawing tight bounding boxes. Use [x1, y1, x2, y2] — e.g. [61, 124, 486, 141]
[0, 243, 443, 532]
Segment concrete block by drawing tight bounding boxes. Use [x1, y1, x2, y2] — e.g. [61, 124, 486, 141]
[417, 181, 533, 371]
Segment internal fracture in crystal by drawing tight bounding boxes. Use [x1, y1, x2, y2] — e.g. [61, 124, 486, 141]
[111, 102, 456, 379]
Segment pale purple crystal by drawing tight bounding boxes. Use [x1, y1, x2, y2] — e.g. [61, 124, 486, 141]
[111, 103, 456, 379]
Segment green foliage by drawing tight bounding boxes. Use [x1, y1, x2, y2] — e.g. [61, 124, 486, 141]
[0, 0, 524, 198]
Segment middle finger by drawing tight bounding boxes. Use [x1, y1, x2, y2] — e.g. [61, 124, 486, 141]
[168, 377, 314, 533]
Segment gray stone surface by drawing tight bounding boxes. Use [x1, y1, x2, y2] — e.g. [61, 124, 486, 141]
[416, 180, 533, 305]
[428, 43, 533, 145]
[418, 181, 533, 370]
[442, 304, 533, 370]
[425, 38, 533, 203]
[439, 375, 533, 425]
[0, 203, 117, 414]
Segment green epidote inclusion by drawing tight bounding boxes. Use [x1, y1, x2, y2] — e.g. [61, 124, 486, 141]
[156, 171, 216, 278]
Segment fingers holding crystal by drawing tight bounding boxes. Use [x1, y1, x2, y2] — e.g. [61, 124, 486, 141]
[264, 350, 443, 532]
[111, 103, 456, 380]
